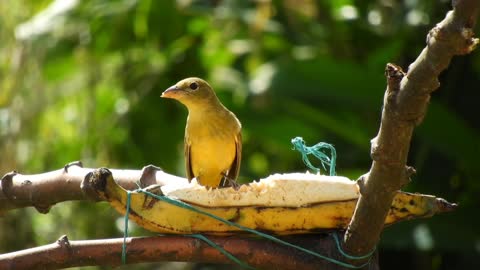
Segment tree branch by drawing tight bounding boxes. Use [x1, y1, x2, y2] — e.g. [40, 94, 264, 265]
[0, 162, 186, 215]
[1, 165, 455, 269]
[344, 0, 479, 257]
[1, 163, 385, 269]
[0, 234, 378, 270]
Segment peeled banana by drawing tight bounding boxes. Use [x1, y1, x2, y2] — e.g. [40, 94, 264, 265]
[92, 170, 456, 235]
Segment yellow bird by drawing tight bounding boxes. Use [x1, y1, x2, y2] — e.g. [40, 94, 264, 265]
[161, 77, 242, 188]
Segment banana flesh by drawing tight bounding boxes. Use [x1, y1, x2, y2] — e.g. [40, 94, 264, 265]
[95, 172, 456, 235]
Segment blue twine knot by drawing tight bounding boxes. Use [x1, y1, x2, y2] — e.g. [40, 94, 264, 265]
[119, 138, 377, 269]
[291, 137, 337, 176]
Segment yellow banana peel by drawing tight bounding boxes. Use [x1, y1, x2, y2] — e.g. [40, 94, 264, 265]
[94, 171, 456, 235]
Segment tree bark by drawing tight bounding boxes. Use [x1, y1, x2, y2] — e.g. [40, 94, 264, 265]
[0, 234, 378, 270]
[343, 0, 479, 259]
[0, 162, 185, 214]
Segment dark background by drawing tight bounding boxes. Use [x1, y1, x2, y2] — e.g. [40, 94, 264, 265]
[1, 1, 479, 269]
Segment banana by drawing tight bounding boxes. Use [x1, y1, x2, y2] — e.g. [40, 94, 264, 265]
[92, 170, 456, 235]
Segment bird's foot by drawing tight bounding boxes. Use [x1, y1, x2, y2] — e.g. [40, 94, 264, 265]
[222, 174, 240, 190]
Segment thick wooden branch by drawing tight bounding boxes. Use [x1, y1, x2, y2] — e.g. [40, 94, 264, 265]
[344, 0, 478, 258]
[0, 234, 378, 270]
[0, 163, 382, 269]
[0, 162, 186, 215]
[1, 164, 455, 269]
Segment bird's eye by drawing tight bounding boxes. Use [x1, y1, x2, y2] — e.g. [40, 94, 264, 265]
[189, 82, 198, 90]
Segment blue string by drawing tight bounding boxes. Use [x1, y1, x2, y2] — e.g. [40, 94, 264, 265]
[120, 138, 374, 268]
[332, 233, 376, 260]
[188, 234, 255, 269]
[121, 191, 131, 264]
[291, 137, 337, 176]
[125, 189, 372, 269]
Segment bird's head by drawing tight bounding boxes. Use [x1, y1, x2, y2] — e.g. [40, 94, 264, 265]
[161, 77, 218, 109]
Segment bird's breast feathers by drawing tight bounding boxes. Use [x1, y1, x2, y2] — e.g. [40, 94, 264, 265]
[186, 110, 240, 140]
[185, 110, 240, 179]
[186, 118, 238, 184]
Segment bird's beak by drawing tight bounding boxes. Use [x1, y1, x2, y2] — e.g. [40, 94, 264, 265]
[161, 85, 180, 98]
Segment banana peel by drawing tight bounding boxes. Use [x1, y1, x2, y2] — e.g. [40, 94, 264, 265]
[90, 169, 456, 235]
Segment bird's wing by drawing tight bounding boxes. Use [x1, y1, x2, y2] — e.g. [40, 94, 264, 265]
[226, 131, 242, 182]
[184, 136, 194, 181]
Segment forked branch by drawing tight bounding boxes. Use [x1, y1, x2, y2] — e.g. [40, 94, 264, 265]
[344, 0, 479, 258]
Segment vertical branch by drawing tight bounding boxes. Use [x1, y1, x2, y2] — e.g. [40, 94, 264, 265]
[343, 0, 479, 257]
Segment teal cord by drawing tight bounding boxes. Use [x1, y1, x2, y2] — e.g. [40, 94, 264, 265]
[121, 189, 373, 268]
[188, 234, 255, 269]
[121, 191, 131, 264]
[291, 137, 337, 176]
[332, 233, 376, 260]
[137, 189, 371, 269]
[120, 138, 374, 268]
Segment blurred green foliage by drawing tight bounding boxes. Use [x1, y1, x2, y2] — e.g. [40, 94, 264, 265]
[1, 0, 479, 269]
